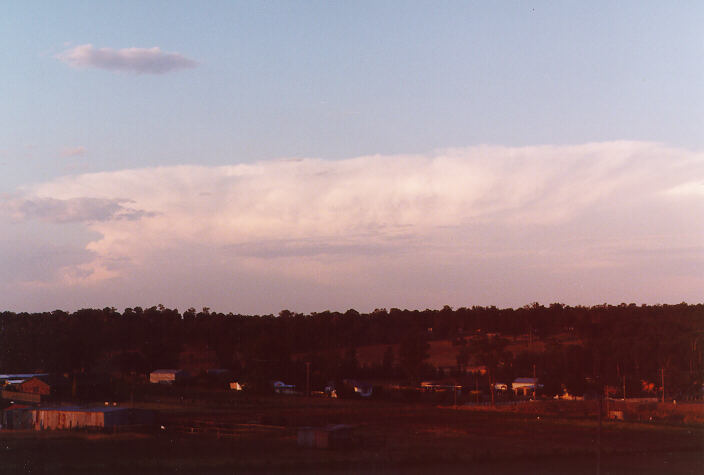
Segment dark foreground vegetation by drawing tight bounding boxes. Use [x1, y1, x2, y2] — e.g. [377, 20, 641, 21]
[1, 396, 703, 474]
[0, 303, 702, 401]
[0, 303, 702, 473]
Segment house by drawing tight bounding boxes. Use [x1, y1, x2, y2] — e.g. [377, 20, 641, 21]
[512, 377, 541, 397]
[0, 373, 49, 386]
[272, 381, 296, 394]
[18, 377, 51, 396]
[326, 380, 373, 398]
[229, 381, 246, 391]
[344, 380, 373, 398]
[149, 369, 188, 384]
[492, 378, 542, 397]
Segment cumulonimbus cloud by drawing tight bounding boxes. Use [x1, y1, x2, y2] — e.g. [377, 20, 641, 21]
[3, 142, 703, 311]
[56, 44, 197, 74]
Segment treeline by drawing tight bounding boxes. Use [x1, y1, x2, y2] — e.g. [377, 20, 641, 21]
[0, 303, 702, 398]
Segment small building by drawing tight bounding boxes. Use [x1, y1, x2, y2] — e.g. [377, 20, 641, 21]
[297, 425, 353, 449]
[493, 378, 542, 397]
[512, 377, 541, 397]
[229, 381, 245, 391]
[2, 406, 35, 430]
[18, 377, 51, 396]
[5, 406, 156, 431]
[272, 381, 296, 394]
[149, 369, 187, 384]
[344, 380, 373, 398]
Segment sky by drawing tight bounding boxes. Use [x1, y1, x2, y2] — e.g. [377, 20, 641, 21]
[1, 1, 703, 314]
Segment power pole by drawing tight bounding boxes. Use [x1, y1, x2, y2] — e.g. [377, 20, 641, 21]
[305, 361, 311, 397]
[660, 368, 665, 403]
[622, 375, 626, 400]
[597, 391, 602, 475]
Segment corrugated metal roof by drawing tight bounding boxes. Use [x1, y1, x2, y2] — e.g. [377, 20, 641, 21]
[35, 406, 129, 413]
[0, 373, 48, 379]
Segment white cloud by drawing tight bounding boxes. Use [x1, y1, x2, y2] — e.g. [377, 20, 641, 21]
[56, 44, 197, 74]
[0, 196, 152, 223]
[3, 142, 703, 312]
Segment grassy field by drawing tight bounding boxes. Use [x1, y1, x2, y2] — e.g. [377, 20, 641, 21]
[2, 396, 702, 473]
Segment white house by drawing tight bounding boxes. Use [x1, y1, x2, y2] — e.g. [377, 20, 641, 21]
[512, 377, 541, 397]
[493, 377, 542, 397]
[149, 369, 187, 384]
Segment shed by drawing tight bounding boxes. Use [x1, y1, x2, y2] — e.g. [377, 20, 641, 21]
[149, 369, 187, 384]
[31, 407, 155, 431]
[297, 425, 353, 449]
[2, 406, 34, 430]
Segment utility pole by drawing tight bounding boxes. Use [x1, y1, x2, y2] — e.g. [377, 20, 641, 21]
[305, 361, 311, 397]
[660, 368, 665, 403]
[622, 375, 626, 400]
[475, 373, 479, 404]
[597, 390, 602, 475]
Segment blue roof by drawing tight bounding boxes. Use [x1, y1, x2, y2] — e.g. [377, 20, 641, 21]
[0, 373, 48, 379]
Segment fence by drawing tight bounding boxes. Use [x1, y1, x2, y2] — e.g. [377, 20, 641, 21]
[165, 419, 287, 439]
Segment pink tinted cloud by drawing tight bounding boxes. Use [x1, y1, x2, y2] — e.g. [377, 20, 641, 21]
[3, 142, 702, 312]
[57, 44, 197, 74]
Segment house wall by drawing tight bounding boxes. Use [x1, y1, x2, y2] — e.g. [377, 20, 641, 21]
[1, 389, 41, 403]
[150, 373, 176, 383]
[2, 409, 34, 430]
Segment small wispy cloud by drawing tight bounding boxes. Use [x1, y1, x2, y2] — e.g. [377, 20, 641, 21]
[61, 146, 87, 158]
[0, 196, 153, 223]
[56, 44, 197, 74]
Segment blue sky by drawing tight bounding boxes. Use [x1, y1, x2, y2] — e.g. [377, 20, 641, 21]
[1, 1, 702, 312]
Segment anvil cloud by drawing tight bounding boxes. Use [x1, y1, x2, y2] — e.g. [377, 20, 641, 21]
[2, 142, 702, 313]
